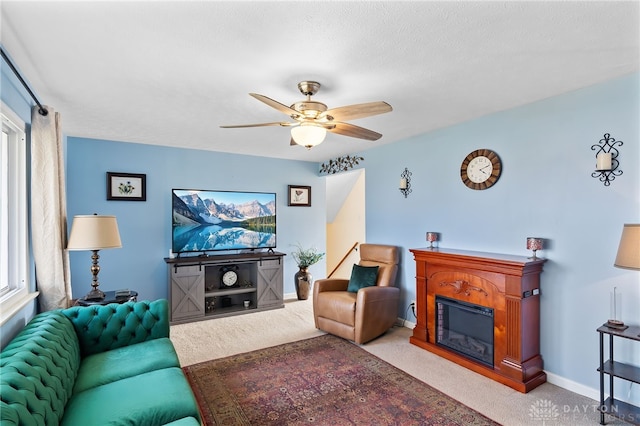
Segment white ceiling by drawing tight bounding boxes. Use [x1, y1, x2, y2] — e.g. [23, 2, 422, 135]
[2, 1, 638, 163]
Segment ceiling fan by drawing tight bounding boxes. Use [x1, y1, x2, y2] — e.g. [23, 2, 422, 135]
[220, 81, 392, 149]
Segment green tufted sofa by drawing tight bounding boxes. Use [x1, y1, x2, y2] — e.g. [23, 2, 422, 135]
[0, 299, 201, 426]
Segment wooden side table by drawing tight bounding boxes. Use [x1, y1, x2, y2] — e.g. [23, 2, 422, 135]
[76, 290, 138, 307]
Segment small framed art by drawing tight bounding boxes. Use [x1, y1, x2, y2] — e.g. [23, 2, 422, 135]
[288, 185, 311, 207]
[107, 172, 146, 201]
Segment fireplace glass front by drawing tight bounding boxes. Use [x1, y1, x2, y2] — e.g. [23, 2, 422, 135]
[436, 295, 494, 367]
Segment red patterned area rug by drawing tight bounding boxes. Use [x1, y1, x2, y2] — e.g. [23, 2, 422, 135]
[183, 334, 500, 425]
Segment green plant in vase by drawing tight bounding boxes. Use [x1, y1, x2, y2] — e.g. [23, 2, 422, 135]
[291, 243, 325, 300]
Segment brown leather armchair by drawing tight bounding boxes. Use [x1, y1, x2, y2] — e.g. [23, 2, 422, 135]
[313, 244, 400, 344]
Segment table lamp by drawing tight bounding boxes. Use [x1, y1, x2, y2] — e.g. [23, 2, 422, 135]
[608, 224, 640, 331]
[526, 237, 543, 260]
[67, 214, 122, 300]
[426, 232, 439, 248]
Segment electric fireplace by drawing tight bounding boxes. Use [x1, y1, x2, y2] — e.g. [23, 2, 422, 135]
[409, 247, 547, 393]
[436, 296, 494, 367]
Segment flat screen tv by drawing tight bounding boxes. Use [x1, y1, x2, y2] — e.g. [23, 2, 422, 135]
[172, 189, 276, 254]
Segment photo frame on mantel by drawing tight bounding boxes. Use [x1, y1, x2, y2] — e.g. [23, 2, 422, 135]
[107, 172, 146, 201]
[288, 185, 311, 207]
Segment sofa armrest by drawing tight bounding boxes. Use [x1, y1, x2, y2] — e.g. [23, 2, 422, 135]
[354, 286, 400, 343]
[357, 285, 400, 304]
[61, 299, 170, 357]
[314, 278, 349, 293]
[313, 279, 349, 329]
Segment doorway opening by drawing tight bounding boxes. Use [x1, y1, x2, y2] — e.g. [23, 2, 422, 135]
[325, 169, 365, 279]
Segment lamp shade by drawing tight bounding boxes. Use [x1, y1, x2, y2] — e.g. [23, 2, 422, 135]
[426, 232, 439, 242]
[613, 224, 640, 270]
[526, 237, 543, 251]
[291, 123, 326, 148]
[67, 215, 122, 250]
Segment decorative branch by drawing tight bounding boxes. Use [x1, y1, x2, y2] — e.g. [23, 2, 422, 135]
[319, 155, 364, 175]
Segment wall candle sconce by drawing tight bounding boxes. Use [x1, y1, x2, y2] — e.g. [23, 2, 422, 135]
[426, 232, 439, 248]
[399, 168, 412, 198]
[526, 237, 543, 260]
[591, 133, 623, 186]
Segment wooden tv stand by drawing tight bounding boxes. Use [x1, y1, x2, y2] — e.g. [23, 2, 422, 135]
[165, 251, 285, 324]
[409, 247, 546, 393]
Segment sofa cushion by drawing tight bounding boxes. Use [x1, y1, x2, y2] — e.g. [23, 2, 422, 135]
[73, 337, 180, 394]
[0, 311, 80, 426]
[163, 417, 202, 426]
[347, 264, 379, 293]
[61, 367, 200, 426]
[62, 299, 170, 357]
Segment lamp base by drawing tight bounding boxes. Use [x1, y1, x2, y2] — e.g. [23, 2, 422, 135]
[84, 288, 105, 301]
[605, 319, 628, 330]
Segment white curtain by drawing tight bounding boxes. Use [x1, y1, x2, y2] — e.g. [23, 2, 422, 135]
[31, 106, 71, 310]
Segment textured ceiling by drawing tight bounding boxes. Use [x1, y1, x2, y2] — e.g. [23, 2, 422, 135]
[1, 1, 638, 162]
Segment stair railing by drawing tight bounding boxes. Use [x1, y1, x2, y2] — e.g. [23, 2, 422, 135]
[327, 242, 359, 279]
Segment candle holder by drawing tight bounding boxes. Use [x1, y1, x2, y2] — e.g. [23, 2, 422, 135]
[526, 237, 543, 260]
[426, 232, 439, 248]
[606, 287, 627, 329]
[399, 168, 412, 198]
[591, 133, 623, 187]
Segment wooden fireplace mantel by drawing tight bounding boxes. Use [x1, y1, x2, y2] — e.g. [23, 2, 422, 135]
[409, 247, 547, 393]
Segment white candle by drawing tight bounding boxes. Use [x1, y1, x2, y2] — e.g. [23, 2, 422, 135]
[400, 178, 407, 189]
[596, 152, 612, 170]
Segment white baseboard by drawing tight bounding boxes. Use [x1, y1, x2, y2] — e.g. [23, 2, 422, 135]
[548, 372, 640, 406]
[545, 371, 599, 401]
[397, 317, 416, 329]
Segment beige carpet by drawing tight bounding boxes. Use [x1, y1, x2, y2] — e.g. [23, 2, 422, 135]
[171, 298, 623, 425]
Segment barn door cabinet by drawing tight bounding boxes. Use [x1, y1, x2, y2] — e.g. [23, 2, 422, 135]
[165, 251, 285, 324]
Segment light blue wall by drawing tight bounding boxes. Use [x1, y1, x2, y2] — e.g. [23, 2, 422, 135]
[0, 52, 34, 125]
[363, 72, 640, 401]
[66, 139, 327, 301]
[0, 48, 39, 348]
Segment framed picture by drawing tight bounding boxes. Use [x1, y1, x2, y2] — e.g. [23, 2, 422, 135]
[288, 185, 311, 207]
[107, 172, 146, 201]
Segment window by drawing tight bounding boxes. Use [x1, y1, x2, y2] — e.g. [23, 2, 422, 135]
[0, 103, 33, 324]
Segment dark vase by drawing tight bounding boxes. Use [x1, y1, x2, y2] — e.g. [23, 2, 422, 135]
[294, 267, 312, 300]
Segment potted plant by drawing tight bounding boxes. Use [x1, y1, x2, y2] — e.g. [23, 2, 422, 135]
[291, 243, 325, 300]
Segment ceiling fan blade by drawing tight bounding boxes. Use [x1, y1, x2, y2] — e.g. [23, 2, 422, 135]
[220, 122, 296, 128]
[250, 93, 301, 118]
[323, 101, 392, 121]
[327, 122, 382, 141]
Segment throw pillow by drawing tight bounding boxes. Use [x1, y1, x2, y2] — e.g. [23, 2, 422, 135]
[347, 264, 379, 293]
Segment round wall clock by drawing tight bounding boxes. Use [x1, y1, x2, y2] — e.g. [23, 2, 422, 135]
[460, 149, 502, 190]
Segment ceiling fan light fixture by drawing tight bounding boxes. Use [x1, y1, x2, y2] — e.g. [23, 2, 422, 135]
[291, 123, 326, 149]
[222, 81, 392, 146]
